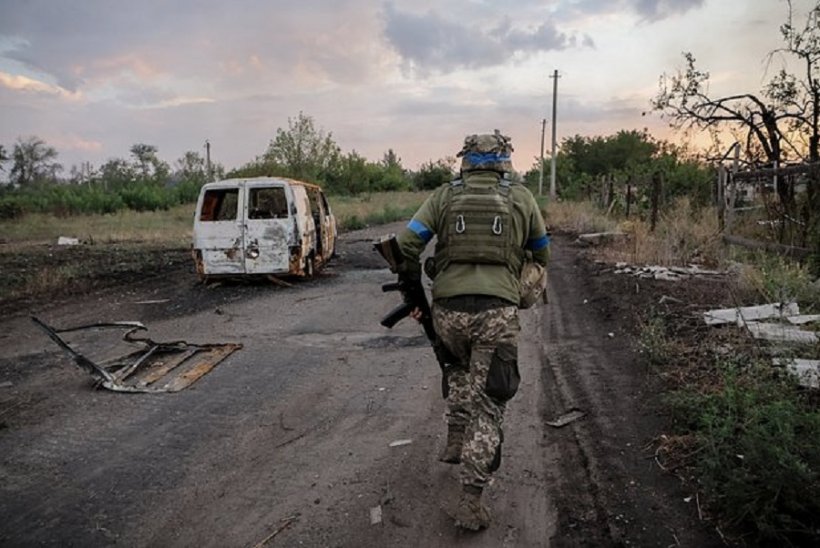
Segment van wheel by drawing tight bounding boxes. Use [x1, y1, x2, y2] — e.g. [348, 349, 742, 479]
[304, 255, 315, 278]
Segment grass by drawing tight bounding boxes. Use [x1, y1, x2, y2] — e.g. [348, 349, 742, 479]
[328, 191, 426, 230]
[544, 200, 619, 234]
[735, 251, 820, 311]
[0, 204, 195, 246]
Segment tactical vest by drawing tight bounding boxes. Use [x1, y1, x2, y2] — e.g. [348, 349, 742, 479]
[434, 172, 524, 275]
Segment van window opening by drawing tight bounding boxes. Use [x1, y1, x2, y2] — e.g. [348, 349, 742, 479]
[200, 189, 239, 221]
[249, 187, 289, 219]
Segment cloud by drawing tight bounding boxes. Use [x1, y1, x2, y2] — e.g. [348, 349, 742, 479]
[382, 3, 578, 73]
[562, 0, 705, 22]
[0, 70, 82, 101]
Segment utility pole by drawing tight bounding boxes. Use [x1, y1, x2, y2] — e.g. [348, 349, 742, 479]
[204, 139, 212, 181]
[538, 118, 546, 195]
[549, 69, 560, 199]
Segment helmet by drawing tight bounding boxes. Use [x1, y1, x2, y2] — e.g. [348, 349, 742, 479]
[457, 130, 513, 173]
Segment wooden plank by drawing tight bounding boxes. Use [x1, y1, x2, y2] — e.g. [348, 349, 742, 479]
[137, 348, 197, 386]
[160, 344, 241, 392]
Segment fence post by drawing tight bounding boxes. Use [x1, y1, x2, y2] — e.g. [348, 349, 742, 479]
[650, 171, 662, 232]
[626, 179, 632, 219]
[717, 165, 726, 232]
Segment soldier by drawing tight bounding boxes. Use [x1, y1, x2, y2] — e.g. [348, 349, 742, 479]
[397, 130, 550, 530]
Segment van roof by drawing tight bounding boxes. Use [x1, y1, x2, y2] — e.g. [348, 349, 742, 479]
[201, 177, 325, 191]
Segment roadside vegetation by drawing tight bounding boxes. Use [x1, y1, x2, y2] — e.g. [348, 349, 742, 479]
[548, 194, 820, 545]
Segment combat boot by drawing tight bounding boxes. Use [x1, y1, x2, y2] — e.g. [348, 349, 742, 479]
[438, 425, 465, 464]
[454, 485, 491, 531]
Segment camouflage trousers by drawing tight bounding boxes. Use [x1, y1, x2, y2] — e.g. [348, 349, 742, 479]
[432, 297, 520, 488]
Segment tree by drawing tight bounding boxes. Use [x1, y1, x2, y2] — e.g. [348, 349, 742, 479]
[99, 158, 135, 189]
[652, 1, 820, 166]
[654, 0, 820, 267]
[414, 158, 455, 190]
[10, 136, 61, 186]
[174, 151, 208, 185]
[129, 143, 169, 183]
[0, 144, 8, 172]
[68, 162, 97, 185]
[261, 112, 341, 183]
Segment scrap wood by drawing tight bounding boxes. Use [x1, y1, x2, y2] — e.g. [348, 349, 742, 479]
[252, 514, 299, 548]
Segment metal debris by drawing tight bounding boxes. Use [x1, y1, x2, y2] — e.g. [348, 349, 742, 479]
[546, 408, 586, 428]
[32, 316, 241, 393]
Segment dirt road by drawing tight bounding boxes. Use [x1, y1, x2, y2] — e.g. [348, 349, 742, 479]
[0, 224, 721, 547]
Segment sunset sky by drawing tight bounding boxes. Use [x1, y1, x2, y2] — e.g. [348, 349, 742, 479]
[0, 0, 803, 175]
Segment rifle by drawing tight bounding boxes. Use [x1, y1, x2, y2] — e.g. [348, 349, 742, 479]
[373, 235, 458, 398]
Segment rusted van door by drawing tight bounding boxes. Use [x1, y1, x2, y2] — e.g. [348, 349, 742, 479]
[318, 189, 337, 260]
[289, 184, 317, 275]
[243, 182, 293, 275]
[193, 184, 245, 276]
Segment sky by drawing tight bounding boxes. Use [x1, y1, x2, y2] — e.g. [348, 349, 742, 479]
[0, 0, 805, 175]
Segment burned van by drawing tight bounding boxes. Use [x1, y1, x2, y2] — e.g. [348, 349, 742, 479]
[192, 177, 336, 280]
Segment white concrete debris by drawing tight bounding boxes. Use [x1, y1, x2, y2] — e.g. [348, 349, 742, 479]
[786, 314, 820, 325]
[370, 505, 383, 525]
[614, 264, 723, 282]
[389, 439, 413, 448]
[703, 302, 820, 388]
[772, 358, 820, 389]
[744, 322, 819, 344]
[57, 236, 80, 246]
[703, 302, 801, 326]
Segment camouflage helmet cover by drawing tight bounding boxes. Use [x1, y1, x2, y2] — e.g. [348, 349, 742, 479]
[457, 129, 514, 173]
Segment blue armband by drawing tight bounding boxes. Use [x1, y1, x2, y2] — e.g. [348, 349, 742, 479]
[526, 234, 550, 251]
[407, 219, 434, 243]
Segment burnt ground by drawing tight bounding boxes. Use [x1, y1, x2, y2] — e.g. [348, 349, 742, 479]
[0, 226, 729, 547]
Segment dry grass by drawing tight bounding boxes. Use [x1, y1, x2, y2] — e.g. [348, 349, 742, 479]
[544, 201, 619, 234]
[600, 198, 723, 267]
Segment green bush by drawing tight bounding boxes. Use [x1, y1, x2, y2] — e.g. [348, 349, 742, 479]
[117, 185, 172, 211]
[665, 358, 820, 545]
[0, 196, 24, 219]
